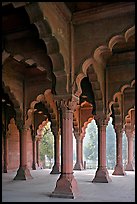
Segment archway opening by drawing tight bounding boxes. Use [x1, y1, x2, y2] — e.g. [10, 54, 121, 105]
[83, 119, 98, 169]
[39, 121, 54, 169]
[33, 102, 54, 170]
[106, 117, 116, 170]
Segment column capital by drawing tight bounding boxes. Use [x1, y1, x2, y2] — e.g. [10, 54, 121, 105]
[54, 94, 79, 112]
[74, 132, 81, 141]
[114, 126, 123, 137]
[94, 113, 109, 126]
[125, 128, 134, 138]
[16, 120, 30, 131]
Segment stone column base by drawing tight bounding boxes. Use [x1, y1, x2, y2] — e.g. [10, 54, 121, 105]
[50, 164, 60, 174]
[32, 162, 36, 170]
[51, 173, 79, 199]
[125, 163, 134, 171]
[92, 166, 112, 183]
[73, 162, 83, 170]
[112, 164, 126, 175]
[14, 166, 33, 180]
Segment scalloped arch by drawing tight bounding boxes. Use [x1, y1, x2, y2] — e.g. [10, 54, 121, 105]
[108, 79, 135, 120]
[24, 3, 67, 93]
[108, 35, 126, 51]
[113, 91, 122, 101]
[80, 116, 94, 139]
[94, 45, 112, 65]
[75, 73, 86, 97]
[75, 26, 134, 115]
[125, 26, 135, 42]
[2, 82, 22, 123]
[82, 57, 95, 75]
[26, 89, 57, 128]
[36, 118, 49, 139]
[125, 107, 135, 130]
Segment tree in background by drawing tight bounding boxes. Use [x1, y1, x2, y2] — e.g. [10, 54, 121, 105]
[122, 131, 127, 168]
[40, 122, 54, 168]
[84, 120, 98, 168]
[106, 117, 116, 169]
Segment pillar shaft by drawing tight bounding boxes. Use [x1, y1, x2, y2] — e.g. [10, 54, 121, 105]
[3, 134, 8, 173]
[112, 127, 125, 175]
[51, 95, 79, 198]
[14, 124, 33, 180]
[92, 117, 111, 183]
[36, 140, 40, 167]
[125, 133, 134, 171]
[62, 110, 73, 173]
[32, 138, 36, 170]
[81, 139, 84, 168]
[50, 131, 60, 174]
[73, 138, 83, 170]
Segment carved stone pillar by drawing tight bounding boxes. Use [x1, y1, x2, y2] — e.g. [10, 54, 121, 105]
[125, 129, 134, 171]
[3, 128, 8, 173]
[112, 126, 126, 175]
[92, 115, 111, 183]
[36, 140, 40, 167]
[81, 139, 84, 168]
[73, 133, 83, 170]
[50, 128, 60, 174]
[32, 138, 36, 170]
[51, 94, 79, 199]
[31, 126, 36, 170]
[14, 122, 33, 180]
[2, 107, 8, 173]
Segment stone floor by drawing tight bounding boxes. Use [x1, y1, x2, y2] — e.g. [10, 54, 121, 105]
[2, 169, 135, 202]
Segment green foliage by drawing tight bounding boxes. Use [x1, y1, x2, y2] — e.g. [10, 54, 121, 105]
[106, 119, 116, 169]
[40, 128, 54, 168]
[122, 132, 127, 166]
[84, 120, 98, 165]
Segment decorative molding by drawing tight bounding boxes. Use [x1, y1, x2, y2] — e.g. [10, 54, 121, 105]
[72, 2, 134, 25]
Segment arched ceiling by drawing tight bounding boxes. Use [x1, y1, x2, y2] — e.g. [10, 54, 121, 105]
[2, 3, 54, 82]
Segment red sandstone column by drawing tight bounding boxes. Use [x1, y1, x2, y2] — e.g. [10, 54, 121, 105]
[73, 134, 83, 170]
[36, 140, 40, 167]
[3, 107, 8, 173]
[14, 122, 33, 180]
[31, 124, 36, 170]
[112, 126, 126, 175]
[81, 139, 84, 168]
[125, 130, 134, 171]
[32, 136, 36, 170]
[50, 129, 60, 174]
[3, 132, 8, 173]
[51, 95, 79, 199]
[92, 116, 111, 183]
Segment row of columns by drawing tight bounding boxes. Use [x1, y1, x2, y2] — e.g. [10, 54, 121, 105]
[2, 94, 135, 199]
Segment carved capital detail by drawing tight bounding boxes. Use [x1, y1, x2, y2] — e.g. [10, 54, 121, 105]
[54, 94, 79, 112]
[114, 125, 123, 136]
[94, 113, 109, 127]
